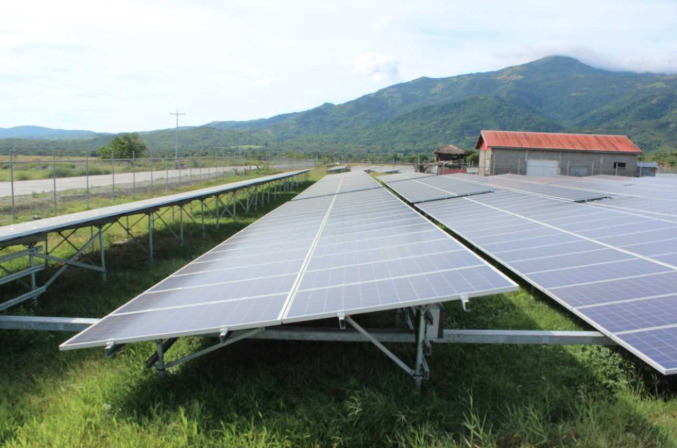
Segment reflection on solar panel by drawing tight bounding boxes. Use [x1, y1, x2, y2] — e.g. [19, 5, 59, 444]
[417, 190, 677, 375]
[61, 185, 517, 351]
[292, 170, 382, 201]
[384, 176, 493, 203]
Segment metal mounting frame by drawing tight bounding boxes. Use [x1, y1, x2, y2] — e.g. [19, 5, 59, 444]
[0, 313, 615, 389]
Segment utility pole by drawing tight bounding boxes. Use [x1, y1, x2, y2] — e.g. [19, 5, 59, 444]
[169, 109, 186, 159]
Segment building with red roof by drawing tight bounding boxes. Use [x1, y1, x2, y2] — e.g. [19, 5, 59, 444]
[476, 130, 642, 177]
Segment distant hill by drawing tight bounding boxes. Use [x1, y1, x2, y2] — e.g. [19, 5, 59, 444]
[207, 56, 677, 154]
[0, 126, 98, 140]
[2, 56, 677, 157]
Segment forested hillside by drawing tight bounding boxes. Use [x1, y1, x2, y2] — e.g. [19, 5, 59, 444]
[3, 56, 677, 159]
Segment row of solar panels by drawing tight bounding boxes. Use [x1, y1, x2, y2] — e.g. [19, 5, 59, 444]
[0, 170, 310, 247]
[383, 172, 677, 375]
[61, 171, 517, 350]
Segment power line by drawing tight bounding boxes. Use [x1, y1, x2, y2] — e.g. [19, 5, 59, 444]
[169, 109, 186, 159]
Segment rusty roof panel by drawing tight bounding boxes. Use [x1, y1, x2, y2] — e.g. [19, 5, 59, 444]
[477, 130, 642, 154]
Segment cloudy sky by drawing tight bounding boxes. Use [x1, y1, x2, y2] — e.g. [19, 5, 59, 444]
[1, 0, 676, 132]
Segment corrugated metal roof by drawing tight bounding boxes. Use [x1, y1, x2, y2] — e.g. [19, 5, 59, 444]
[476, 130, 642, 154]
[637, 162, 658, 168]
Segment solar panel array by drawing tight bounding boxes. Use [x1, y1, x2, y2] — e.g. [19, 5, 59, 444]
[378, 172, 434, 183]
[481, 173, 677, 218]
[381, 175, 493, 203]
[415, 189, 677, 374]
[449, 174, 610, 202]
[326, 165, 349, 173]
[292, 170, 382, 201]
[61, 172, 517, 351]
[285, 188, 517, 322]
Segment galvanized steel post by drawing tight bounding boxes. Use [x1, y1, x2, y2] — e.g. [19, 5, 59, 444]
[414, 309, 427, 391]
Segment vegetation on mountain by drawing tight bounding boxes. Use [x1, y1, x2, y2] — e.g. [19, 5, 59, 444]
[2, 56, 677, 164]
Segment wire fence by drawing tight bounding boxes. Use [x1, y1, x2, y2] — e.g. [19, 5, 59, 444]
[0, 152, 316, 224]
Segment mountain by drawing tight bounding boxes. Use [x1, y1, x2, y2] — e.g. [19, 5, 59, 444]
[0, 126, 98, 140]
[2, 56, 677, 157]
[206, 56, 677, 153]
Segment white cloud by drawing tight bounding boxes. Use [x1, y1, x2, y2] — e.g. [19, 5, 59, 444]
[373, 14, 392, 29]
[348, 53, 401, 84]
[0, 0, 676, 131]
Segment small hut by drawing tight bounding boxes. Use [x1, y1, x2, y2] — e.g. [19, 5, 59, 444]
[432, 144, 467, 174]
[433, 144, 466, 163]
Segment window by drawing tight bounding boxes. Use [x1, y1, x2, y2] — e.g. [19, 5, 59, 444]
[613, 162, 627, 169]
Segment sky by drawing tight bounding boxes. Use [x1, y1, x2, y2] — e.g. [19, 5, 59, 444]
[1, 0, 676, 133]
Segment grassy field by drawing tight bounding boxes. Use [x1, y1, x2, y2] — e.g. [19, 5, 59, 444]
[1, 168, 677, 447]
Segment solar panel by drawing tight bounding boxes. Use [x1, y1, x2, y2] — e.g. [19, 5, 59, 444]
[385, 175, 493, 203]
[417, 190, 677, 375]
[292, 171, 381, 201]
[59, 195, 335, 349]
[379, 172, 434, 183]
[284, 188, 516, 322]
[61, 185, 517, 351]
[326, 165, 349, 173]
[450, 174, 609, 202]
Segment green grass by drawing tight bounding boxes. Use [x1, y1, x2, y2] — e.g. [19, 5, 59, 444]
[1, 167, 677, 446]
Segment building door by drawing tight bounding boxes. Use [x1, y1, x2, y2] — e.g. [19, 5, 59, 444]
[526, 159, 559, 177]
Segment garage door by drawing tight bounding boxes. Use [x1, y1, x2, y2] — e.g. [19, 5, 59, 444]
[526, 159, 559, 177]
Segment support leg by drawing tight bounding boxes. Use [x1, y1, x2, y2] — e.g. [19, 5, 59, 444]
[99, 226, 107, 281]
[414, 309, 427, 392]
[156, 341, 167, 379]
[201, 200, 206, 238]
[148, 213, 154, 262]
[179, 206, 184, 245]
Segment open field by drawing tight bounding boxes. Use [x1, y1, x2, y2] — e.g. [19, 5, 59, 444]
[1, 168, 677, 447]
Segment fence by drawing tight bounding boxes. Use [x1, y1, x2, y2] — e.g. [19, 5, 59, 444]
[0, 152, 316, 224]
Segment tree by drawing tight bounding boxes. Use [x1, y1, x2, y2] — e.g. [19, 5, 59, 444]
[98, 133, 148, 159]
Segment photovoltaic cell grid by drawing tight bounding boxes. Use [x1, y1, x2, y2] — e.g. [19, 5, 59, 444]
[292, 171, 382, 201]
[59, 195, 335, 349]
[417, 190, 677, 374]
[384, 176, 494, 203]
[378, 172, 434, 183]
[285, 188, 517, 321]
[449, 174, 610, 202]
[61, 185, 517, 350]
[490, 174, 677, 219]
